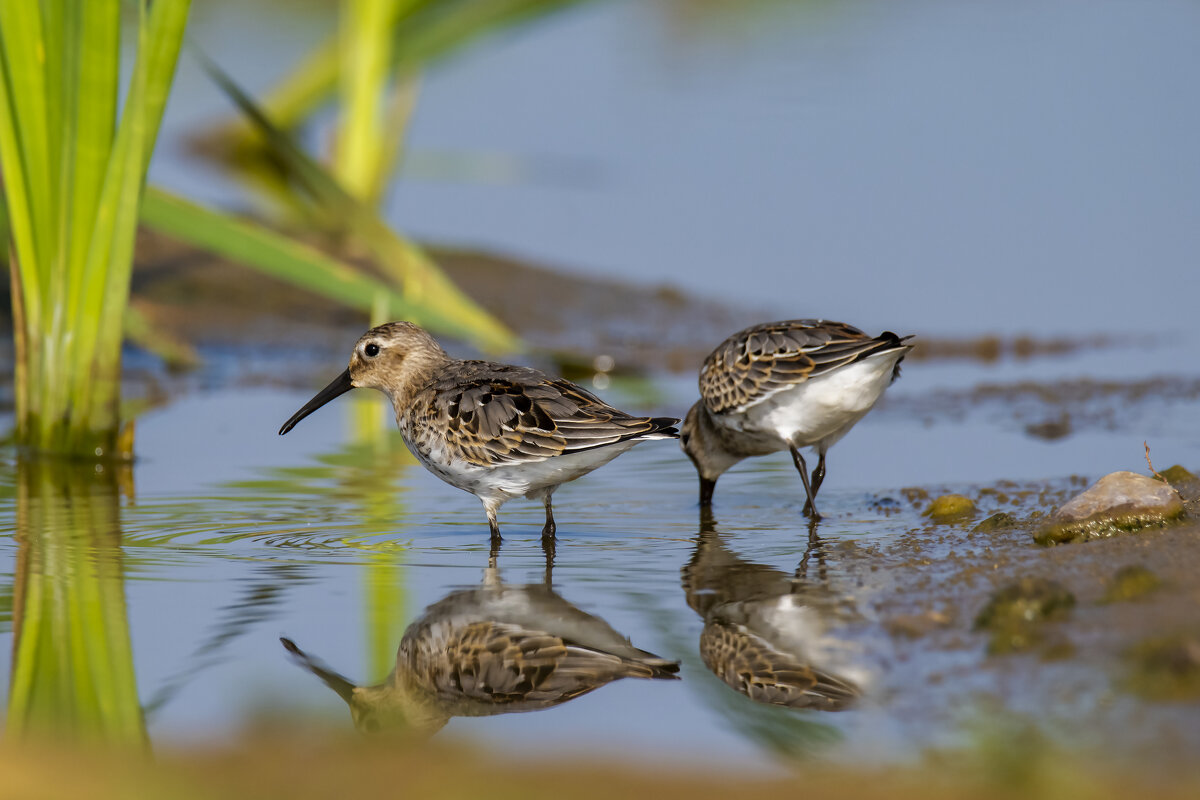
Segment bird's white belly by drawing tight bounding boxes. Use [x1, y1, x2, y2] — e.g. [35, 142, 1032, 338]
[731, 351, 902, 450]
[411, 438, 641, 504]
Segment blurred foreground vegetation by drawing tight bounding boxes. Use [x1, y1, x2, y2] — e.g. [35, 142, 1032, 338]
[1, 725, 1197, 800]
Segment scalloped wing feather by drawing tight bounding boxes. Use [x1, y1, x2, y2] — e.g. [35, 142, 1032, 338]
[413, 362, 677, 467]
[699, 319, 908, 415]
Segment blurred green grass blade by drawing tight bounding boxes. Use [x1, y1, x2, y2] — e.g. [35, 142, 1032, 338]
[138, 0, 191, 162]
[337, 0, 399, 204]
[79, 0, 190, 439]
[391, 0, 589, 72]
[140, 187, 445, 327]
[250, 0, 588, 129]
[195, 52, 520, 353]
[123, 303, 202, 371]
[62, 0, 120, 342]
[0, 0, 189, 456]
[251, 36, 341, 131]
[0, 3, 54, 313]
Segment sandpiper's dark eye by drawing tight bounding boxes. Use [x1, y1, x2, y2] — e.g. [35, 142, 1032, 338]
[364, 343, 380, 357]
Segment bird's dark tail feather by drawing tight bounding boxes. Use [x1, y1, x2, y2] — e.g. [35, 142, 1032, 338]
[648, 417, 681, 439]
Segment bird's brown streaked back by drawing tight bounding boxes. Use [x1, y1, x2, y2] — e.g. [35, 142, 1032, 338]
[698, 319, 911, 415]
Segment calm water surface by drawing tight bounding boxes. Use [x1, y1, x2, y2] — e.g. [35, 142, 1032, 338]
[3, 0, 1200, 771]
[2, 349, 1198, 766]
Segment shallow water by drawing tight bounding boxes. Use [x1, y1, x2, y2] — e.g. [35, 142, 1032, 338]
[4, 0, 1200, 775]
[2, 340, 1198, 768]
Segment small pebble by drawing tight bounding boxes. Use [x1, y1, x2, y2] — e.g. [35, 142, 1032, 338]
[924, 494, 976, 524]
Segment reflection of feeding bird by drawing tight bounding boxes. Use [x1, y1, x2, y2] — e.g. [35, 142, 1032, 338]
[681, 320, 912, 518]
[682, 525, 863, 711]
[283, 565, 679, 736]
[279, 322, 679, 543]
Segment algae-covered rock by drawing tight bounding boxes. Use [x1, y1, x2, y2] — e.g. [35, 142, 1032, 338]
[1034, 471, 1185, 546]
[973, 512, 1018, 533]
[975, 578, 1075, 655]
[1103, 565, 1163, 603]
[1122, 634, 1200, 701]
[1156, 464, 1196, 485]
[1155, 464, 1200, 508]
[924, 494, 976, 524]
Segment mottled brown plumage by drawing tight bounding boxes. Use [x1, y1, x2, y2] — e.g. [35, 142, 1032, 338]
[280, 322, 679, 541]
[681, 525, 864, 712]
[698, 319, 906, 415]
[683, 319, 912, 516]
[409, 360, 674, 468]
[699, 618, 859, 711]
[283, 564, 679, 736]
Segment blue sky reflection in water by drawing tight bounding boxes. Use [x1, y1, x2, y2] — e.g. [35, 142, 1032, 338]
[157, 0, 1200, 338]
[3, 0, 1200, 774]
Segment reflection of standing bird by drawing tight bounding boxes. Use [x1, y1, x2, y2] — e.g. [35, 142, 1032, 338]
[279, 322, 679, 542]
[283, 565, 679, 736]
[681, 320, 912, 518]
[682, 525, 862, 711]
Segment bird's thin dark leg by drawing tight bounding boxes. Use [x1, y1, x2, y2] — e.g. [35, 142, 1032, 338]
[699, 477, 716, 506]
[802, 451, 827, 517]
[541, 536, 555, 585]
[541, 494, 557, 541]
[789, 445, 821, 520]
[486, 505, 502, 545]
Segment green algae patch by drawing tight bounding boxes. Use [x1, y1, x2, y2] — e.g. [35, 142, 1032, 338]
[924, 494, 976, 524]
[1154, 464, 1200, 508]
[973, 512, 1018, 533]
[1156, 464, 1196, 485]
[975, 578, 1075, 655]
[1102, 565, 1163, 603]
[1122, 633, 1200, 701]
[1034, 471, 1185, 546]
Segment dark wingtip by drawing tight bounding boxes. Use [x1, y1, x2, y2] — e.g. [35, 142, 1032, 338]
[652, 661, 682, 679]
[651, 417, 681, 438]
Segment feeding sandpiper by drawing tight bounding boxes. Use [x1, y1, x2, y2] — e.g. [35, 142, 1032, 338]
[279, 321, 679, 542]
[680, 319, 913, 519]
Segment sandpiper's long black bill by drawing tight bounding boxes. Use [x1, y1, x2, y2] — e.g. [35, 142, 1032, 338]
[279, 368, 354, 435]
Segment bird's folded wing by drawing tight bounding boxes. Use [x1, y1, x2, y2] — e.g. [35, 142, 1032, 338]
[421, 364, 670, 466]
[700, 319, 901, 415]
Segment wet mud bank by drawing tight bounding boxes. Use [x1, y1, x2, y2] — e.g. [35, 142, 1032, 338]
[836, 470, 1200, 764]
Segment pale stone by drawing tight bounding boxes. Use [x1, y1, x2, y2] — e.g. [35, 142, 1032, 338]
[1035, 471, 1186, 545]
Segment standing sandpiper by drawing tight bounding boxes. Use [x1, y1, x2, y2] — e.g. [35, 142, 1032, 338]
[680, 319, 913, 519]
[279, 322, 679, 542]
